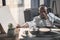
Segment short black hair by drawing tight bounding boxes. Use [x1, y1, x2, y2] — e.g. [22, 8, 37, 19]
[47, 7, 53, 13]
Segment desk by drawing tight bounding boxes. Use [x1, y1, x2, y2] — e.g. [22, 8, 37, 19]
[19, 28, 60, 40]
[20, 32, 60, 40]
[0, 34, 16, 40]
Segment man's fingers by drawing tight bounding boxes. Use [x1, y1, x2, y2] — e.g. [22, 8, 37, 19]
[21, 23, 29, 28]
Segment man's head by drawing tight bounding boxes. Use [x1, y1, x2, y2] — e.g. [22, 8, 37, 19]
[39, 5, 48, 19]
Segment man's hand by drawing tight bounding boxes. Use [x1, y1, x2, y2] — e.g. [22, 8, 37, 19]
[21, 23, 29, 28]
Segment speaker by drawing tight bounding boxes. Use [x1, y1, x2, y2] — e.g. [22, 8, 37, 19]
[2, 0, 6, 6]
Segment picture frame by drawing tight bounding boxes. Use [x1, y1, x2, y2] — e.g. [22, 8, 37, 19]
[18, 0, 24, 7]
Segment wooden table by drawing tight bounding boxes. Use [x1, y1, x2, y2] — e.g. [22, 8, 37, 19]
[0, 34, 16, 40]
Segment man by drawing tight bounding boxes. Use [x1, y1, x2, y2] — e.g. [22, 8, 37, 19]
[22, 6, 60, 27]
[21, 5, 60, 33]
[19, 5, 60, 39]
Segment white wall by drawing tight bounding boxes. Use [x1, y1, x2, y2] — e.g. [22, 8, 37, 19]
[24, 0, 31, 10]
[0, 6, 17, 33]
[18, 0, 31, 25]
[5, 0, 32, 25]
[0, 0, 2, 7]
[6, 0, 19, 24]
[18, 7, 25, 25]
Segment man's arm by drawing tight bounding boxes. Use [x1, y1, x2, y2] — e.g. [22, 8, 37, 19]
[49, 13, 60, 23]
[21, 17, 36, 28]
[54, 15, 60, 23]
[21, 23, 29, 28]
[49, 13, 60, 28]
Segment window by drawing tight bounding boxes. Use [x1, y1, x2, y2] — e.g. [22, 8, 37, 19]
[2, 0, 6, 6]
[18, 0, 24, 7]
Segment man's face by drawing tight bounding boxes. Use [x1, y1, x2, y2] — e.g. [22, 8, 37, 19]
[40, 7, 47, 19]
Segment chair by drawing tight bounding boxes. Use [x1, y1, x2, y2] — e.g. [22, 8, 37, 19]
[0, 23, 6, 34]
[24, 8, 39, 22]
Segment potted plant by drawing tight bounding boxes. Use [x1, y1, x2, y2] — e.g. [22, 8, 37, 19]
[7, 23, 14, 37]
